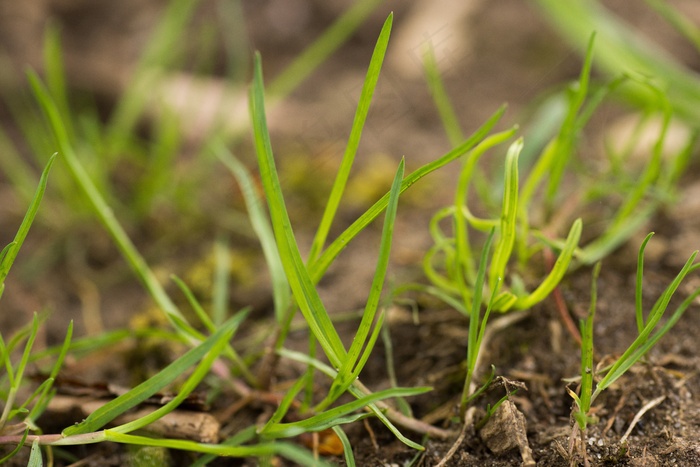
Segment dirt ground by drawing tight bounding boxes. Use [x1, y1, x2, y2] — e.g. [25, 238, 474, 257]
[2, 1, 700, 466]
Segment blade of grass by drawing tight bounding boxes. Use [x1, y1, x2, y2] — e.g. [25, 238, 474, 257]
[261, 386, 431, 438]
[512, 218, 582, 309]
[249, 53, 346, 367]
[102, 431, 331, 466]
[308, 13, 393, 264]
[0, 154, 56, 285]
[635, 232, 655, 333]
[460, 229, 495, 417]
[423, 43, 464, 145]
[62, 313, 245, 436]
[488, 139, 522, 291]
[320, 159, 404, 409]
[215, 144, 292, 324]
[109, 313, 240, 435]
[592, 252, 699, 401]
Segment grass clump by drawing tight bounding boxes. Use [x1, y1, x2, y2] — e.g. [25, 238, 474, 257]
[569, 235, 700, 464]
[3, 2, 700, 466]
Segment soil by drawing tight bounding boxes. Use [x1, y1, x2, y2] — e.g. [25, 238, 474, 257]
[2, 1, 700, 466]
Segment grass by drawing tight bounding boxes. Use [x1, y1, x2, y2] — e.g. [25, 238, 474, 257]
[2, 1, 700, 465]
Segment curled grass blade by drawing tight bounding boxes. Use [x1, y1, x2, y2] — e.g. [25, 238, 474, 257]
[512, 218, 582, 310]
[308, 13, 392, 264]
[488, 139, 522, 292]
[249, 52, 346, 367]
[62, 314, 244, 436]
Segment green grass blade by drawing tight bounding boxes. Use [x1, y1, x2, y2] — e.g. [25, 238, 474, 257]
[261, 387, 431, 438]
[454, 128, 519, 288]
[249, 53, 346, 366]
[575, 262, 600, 429]
[62, 315, 243, 436]
[28, 320, 73, 421]
[308, 105, 509, 283]
[512, 218, 582, 309]
[593, 252, 698, 399]
[635, 233, 655, 333]
[109, 314, 239, 435]
[28, 438, 42, 467]
[323, 159, 404, 407]
[461, 229, 495, 416]
[423, 44, 464, 146]
[308, 13, 393, 264]
[215, 143, 292, 323]
[488, 139, 522, 291]
[258, 375, 306, 436]
[333, 426, 356, 467]
[0, 154, 56, 285]
[102, 431, 331, 465]
[277, 348, 426, 451]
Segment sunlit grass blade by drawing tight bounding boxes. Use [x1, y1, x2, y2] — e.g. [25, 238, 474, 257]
[215, 143, 292, 324]
[249, 52, 346, 367]
[0, 154, 56, 286]
[62, 314, 244, 436]
[308, 13, 393, 264]
[308, 104, 509, 283]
